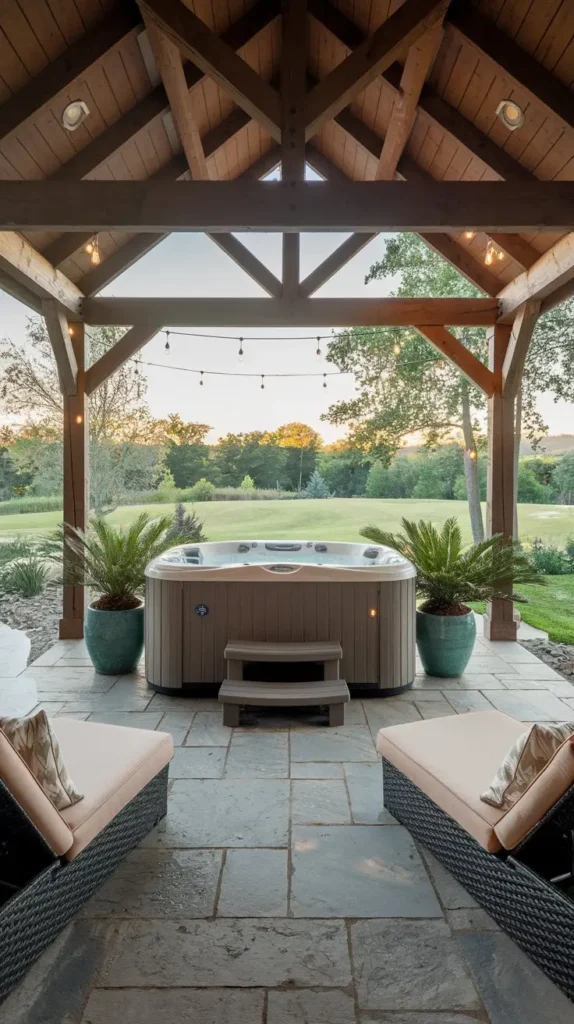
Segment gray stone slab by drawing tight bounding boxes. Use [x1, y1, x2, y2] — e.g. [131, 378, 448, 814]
[52, 694, 153, 711]
[81, 848, 222, 918]
[394, 689, 445, 701]
[81, 989, 265, 1024]
[459, 931, 574, 1023]
[446, 908, 500, 931]
[268, 990, 356, 1023]
[344, 762, 394, 824]
[101, 918, 352, 987]
[486, 688, 574, 722]
[19, 668, 117, 692]
[170, 746, 226, 778]
[415, 674, 505, 690]
[290, 725, 377, 762]
[149, 695, 222, 711]
[218, 849, 288, 916]
[224, 731, 288, 778]
[352, 919, 481, 1011]
[419, 849, 478, 910]
[443, 690, 495, 713]
[464, 656, 519, 674]
[1, 920, 114, 1024]
[290, 762, 345, 779]
[86, 711, 164, 729]
[156, 711, 195, 745]
[0, 676, 38, 717]
[141, 779, 290, 848]
[291, 780, 351, 824]
[291, 825, 442, 918]
[185, 711, 232, 746]
[363, 699, 421, 732]
[344, 699, 366, 724]
[360, 1016, 481, 1024]
[417, 701, 457, 719]
[497, 661, 563, 680]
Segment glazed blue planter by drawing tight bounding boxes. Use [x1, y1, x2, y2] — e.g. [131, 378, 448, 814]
[416, 608, 476, 678]
[84, 602, 144, 675]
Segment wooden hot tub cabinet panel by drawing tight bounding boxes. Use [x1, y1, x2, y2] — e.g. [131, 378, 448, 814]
[145, 577, 415, 692]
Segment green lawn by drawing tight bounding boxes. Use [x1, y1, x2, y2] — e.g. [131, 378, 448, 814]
[472, 576, 574, 644]
[1, 497, 574, 546]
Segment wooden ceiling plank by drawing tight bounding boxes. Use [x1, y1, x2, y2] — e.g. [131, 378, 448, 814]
[498, 233, 574, 321]
[48, 0, 280, 182]
[5, 180, 573, 232]
[207, 232, 282, 297]
[281, 0, 308, 301]
[374, 10, 446, 180]
[139, 0, 282, 140]
[304, 0, 446, 137]
[299, 232, 376, 297]
[0, 231, 82, 314]
[85, 323, 162, 393]
[418, 231, 500, 296]
[489, 233, 540, 270]
[414, 324, 495, 395]
[144, 16, 210, 181]
[501, 300, 541, 399]
[83, 296, 498, 327]
[447, 2, 574, 132]
[42, 299, 78, 396]
[0, 5, 142, 143]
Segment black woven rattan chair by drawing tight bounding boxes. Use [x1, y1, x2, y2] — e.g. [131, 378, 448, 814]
[378, 711, 574, 1003]
[0, 720, 171, 1004]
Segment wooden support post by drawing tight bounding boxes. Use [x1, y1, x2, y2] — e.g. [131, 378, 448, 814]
[484, 323, 517, 641]
[281, 0, 307, 301]
[60, 322, 89, 640]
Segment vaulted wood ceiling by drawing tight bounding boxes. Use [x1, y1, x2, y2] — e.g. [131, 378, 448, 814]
[0, 0, 573, 305]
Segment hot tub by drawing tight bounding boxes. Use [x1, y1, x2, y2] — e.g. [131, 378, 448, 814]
[145, 540, 416, 694]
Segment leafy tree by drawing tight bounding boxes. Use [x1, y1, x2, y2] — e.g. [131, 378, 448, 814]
[240, 474, 255, 490]
[555, 452, 574, 504]
[213, 432, 286, 488]
[516, 464, 553, 504]
[303, 470, 331, 498]
[365, 455, 418, 498]
[166, 443, 210, 488]
[264, 422, 322, 449]
[318, 447, 370, 497]
[0, 446, 31, 498]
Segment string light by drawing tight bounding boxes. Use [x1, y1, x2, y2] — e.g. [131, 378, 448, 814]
[393, 341, 401, 355]
[85, 241, 93, 254]
[315, 336, 322, 359]
[68, 326, 74, 336]
[464, 231, 475, 240]
[87, 234, 100, 265]
[323, 374, 327, 388]
[467, 449, 477, 460]
[485, 240, 504, 265]
[164, 330, 170, 352]
[261, 375, 265, 390]
[199, 371, 204, 385]
[157, 326, 411, 344]
[238, 337, 244, 361]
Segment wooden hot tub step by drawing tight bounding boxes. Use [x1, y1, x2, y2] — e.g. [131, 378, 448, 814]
[224, 640, 343, 663]
[219, 678, 350, 727]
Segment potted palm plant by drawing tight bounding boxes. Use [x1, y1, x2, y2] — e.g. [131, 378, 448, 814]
[361, 517, 544, 678]
[62, 511, 203, 675]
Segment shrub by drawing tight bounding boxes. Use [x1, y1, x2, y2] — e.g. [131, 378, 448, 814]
[0, 537, 33, 566]
[529, 538, 574, 575]
[1, 556, 50, 598]
[165, 503, 206, 544]
[240, 474, 255, 491]
[302, 470, 332, 499]
[188, 478, 216, 502]
[0, 495, 62, 515]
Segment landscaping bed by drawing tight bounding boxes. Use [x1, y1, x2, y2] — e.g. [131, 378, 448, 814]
[0, 586, 61, 663]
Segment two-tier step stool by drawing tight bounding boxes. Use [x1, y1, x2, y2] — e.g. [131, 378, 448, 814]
[219, 640, 350, 727]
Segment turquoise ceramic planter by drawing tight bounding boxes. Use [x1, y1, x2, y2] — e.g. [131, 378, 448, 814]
[416, 608, 476, 678]
[84, 602, 144, 675]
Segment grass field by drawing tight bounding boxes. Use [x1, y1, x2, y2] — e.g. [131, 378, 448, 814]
[472, 576, 574, 644]
[1, 497, 574, 546]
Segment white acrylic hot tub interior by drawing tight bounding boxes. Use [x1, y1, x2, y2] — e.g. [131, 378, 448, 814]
[150, 539, 413, 571]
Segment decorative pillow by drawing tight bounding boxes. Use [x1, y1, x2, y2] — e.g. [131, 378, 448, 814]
[0, 710, 83, 810]
[481, 722, 574, 811]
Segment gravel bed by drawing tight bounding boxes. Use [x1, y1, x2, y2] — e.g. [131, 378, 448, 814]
[521, 638, 574, 683]
[0, 586, 61, 664]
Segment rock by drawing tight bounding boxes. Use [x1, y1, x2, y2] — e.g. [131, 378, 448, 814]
[520, 639, 574, 683]
[0, 585, 61, 664]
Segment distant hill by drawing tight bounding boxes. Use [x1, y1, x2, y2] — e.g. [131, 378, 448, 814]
[520, 435, 574, 456]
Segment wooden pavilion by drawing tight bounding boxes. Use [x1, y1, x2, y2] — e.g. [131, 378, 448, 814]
[0, 0, 572, 642]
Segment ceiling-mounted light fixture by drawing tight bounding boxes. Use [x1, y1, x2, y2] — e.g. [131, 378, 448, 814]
[464, 230, 475, 240]
[61, 100, 90, 131]
[496, 99, 524, 131]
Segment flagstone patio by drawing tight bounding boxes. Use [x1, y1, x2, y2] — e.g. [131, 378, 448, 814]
[2, 617, 574, 1022]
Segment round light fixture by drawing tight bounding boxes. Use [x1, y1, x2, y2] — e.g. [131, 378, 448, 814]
[61, 100, 90, 131]
[496, 99, 524, 131]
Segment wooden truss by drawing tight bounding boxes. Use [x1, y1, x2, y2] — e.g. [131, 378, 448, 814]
[1, 0, 573, 643]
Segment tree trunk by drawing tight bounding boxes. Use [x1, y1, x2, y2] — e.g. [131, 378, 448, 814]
[513, 388, 522, 539]
[461, 387, 484, 543]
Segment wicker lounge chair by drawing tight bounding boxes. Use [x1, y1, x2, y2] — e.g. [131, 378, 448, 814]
[377, 710, 574, 1003]
[0, 718, 173, 1004]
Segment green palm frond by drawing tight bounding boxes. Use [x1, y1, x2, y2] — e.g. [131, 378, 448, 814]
[361, 517, 545, 612]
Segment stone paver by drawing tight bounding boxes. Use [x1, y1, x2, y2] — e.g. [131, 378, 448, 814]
[291, 825, 442, 918]
[224, 731, 288, 777]
[185, 712, 232, 746]
[267, 989, 357, 1023]
[290, 725, 378, 762]
[290, 762, 345, 778]
[291, 780, 351, 823]
[169, 746, 226, 778]
[217, 849, 288, 916]
[344, 761, 393, 824]
[80, 989, 265, 1023]
[486, 688, 574, 722]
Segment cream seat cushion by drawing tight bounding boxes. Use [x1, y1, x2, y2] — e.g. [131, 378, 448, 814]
[0, 728, 73, 857]
[377, 710, 526, 853]
[51, 718, 173, 860]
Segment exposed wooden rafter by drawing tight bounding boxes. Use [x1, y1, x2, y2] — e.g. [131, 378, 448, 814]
[414, 325, 495, 396]
[85, 324, 162, 394]
[281, 0, 308, 301]
[299, 233, 376, 297]
[207, 234, 282, 298]
[497, 234, 574, 322]
[140, 0, 282, 140]
[0, 233, 82, 315]
[42, 301, 78, 396]
[501, 302, 540, 399]
[5, 180, 572, 233]
[83, 296, 498, 327]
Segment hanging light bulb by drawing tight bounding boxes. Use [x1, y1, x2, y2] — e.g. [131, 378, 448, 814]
[238, 337, 244, 361]
[322, 374, 327, 388]
[464, 230, 475, 240]
[261, 375, 265, 390]
[199, 371, 204, 386]
[497, 248, 504, 261]
[315, 336, 322, 359]
[485, 242, 494, 266]
[68, 325, 74, 336]
[85, 241, 94, 254]
[467, 448, 477, 461]
[90, 248, 101, 265]
[393, 341, 401, 356]
[164, 330, 170, 352]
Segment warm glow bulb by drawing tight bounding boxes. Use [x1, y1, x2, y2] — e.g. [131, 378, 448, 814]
[90, 248, 101, 265]
[85, 242, 93, 254]
[393, 342, 401, 355]
[68, 326, 74, 336]
[468, 449, 477, 460]
[485, 249, 493, 265]
[497, 249, 504, 260]
[464, 231, 475, 240]
[75, 414, 83, 425]
[369, 608, 377, 618]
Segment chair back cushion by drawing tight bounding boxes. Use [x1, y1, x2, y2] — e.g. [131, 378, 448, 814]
[0, 729, 73, 856]
[495, 736, 574, 851]
[1, 711, 83, 810]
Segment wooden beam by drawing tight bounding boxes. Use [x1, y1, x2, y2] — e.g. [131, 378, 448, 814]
[497, 233, 574, 322]
[0, 268, 42, 313]
[448, 2, 574, 134]
[85, 324, 161, 394]
[502, 301, 540, 400]
[206, 233, 282, 297]
[144, 16, 210, 181]
[0, 232, 83, 315]
[0, 5, 141, 143]
[83, 296, 498, 327]
[484, 322, 516, 641]
[48, 0, 280, 184]
[140, 0, 282, 140]
[304, 0, 446, 137]
[60, 323, 88, 640]
[43, 300, 78, 396]
[418, 232, 499, 297]
[489, 234, 539, 271]
[299, 233, 376, 297]
[374, 11, 445, 180]
[414, 325, 495, 395]
[281, 0, 307, 301]
[4, 180, 573, 232]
